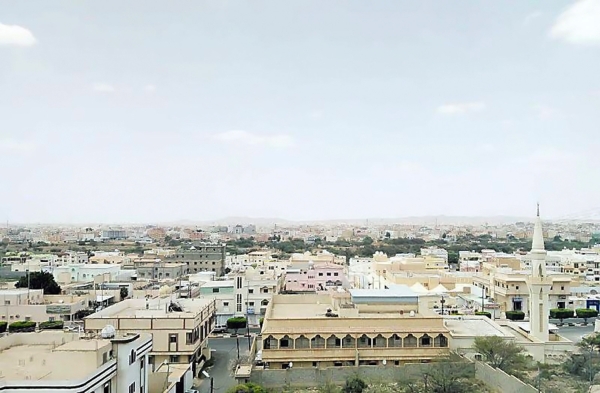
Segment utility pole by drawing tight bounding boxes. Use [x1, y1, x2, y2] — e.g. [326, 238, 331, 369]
[236, 336, 240, 360]
[210, 377, 214, 393]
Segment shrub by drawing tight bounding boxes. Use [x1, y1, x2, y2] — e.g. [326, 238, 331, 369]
[505, 310, 525, 321]
[226, 382, 266, 393]
[9, 321, 36, 333]
[550, 308, 574, 324]
[475, 311, 491, 319]
[259, 317, 264, 328]
[576, 308, 599, 324]
[0, 321, 7, 333]
[227, 317, 247, 333]
[39, 320, 64, 330]
[343, 376, 367, 393]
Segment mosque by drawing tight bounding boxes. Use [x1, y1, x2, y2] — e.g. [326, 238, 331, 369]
[446, 205, 575, 363]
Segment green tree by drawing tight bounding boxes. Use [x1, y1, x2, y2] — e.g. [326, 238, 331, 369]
[549, 308, 574, 325]
[576, 308, 599, 325]
[343, 376, 366, 393]
[362, 236, 374, 245]
[422, 361, 474, 393]
[227, 316, 247, 334]
[473, 336, 527, 375]
[15, 271, 61, 294]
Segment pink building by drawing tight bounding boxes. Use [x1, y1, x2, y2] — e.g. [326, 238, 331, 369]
[284, 262, 348, 292]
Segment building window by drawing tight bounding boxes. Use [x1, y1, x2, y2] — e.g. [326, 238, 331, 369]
[169, 334, 178, 344]
[170, 355, 180, 363]
[129, 349, 137, 364]
[224, 302, 229, 306]
[212, 288, 219, 293]
[128, 382, 135, 393]
[327, 272, 331, 276]
[334, 272, 338, 276]
[561, 286, 565, 290]
[318, 273, 323, 276]
[249, 289, 254, 294]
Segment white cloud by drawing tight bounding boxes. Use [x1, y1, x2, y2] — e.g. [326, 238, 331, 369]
[92, 83, 116, 93]
[0, 139, 36, 153]
[436, 102, 485, 115]
[0, 23, 36, 47]
[309, 110, 323, 119]
[213, 130, 295, 148]
[144, 84, 157, 93]
[523, 11, 542, 26]
[550, 0, 600, 45]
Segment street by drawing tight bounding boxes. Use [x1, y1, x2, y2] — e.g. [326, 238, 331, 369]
[557, 324, 595, 343]
[198, 337, 252, 393]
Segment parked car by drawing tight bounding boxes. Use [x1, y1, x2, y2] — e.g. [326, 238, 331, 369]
[212, 325, 227, 334]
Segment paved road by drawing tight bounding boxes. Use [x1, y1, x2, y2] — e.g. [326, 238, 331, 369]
[557, 324, 595, 343]
[198, 337, 252, 393]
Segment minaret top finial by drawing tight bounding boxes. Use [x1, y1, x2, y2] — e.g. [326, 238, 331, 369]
[536, 203, 540, 217]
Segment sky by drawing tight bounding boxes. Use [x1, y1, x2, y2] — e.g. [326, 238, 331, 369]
[1, 1, 600, 223]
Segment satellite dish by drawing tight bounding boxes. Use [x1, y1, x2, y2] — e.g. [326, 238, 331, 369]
[101, 325, 116, 339]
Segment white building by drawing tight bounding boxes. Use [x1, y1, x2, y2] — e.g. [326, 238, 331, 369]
[0, 330, 152, 393]
[53, 264, 122, 284]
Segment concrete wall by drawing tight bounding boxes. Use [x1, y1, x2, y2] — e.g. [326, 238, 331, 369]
[251, 363, 475, 388]
[474, 361, 537, 393]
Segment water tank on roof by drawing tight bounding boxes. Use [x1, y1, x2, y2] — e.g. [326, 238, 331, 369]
[101, 325, 116, 339]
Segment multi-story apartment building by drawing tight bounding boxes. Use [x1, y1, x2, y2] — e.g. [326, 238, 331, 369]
[472, 267, 572, 315]
[283, 262, 347, 292]
[53, 264, 122, 284]
[166, 244, 226, 275]
[259, 288, 450, 369]
[0, 331, 152, 393]
[134, 261, 188, 280]
[84, 297, 216, 377]
[0, 289, 88, 323]
[232, 268, 279, 326]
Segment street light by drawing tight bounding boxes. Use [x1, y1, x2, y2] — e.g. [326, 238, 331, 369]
[440, 296, 446, 316]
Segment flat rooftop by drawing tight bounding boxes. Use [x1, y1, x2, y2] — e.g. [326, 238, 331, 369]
[0, 342, 108, 381]
[0, 289, 37, 296]
[88, 297, 213, 318]
[444, 317, 512, 338]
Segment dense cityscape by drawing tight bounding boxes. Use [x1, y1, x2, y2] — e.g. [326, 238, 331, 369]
[3, 0, 600, 392]
[0, 211, 599, 392]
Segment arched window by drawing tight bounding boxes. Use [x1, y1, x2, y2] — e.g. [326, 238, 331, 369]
[420, 334, 432, 347]
[326, 335, 341, 348]
[434, 334, 448, 348]
[373, 334, 386, 348]
[342, 335, 356, 348]
[295, 335, 310, 349]
[311, 335, 325, 349]
[358, 334, 371, 348]
[404, 334, 417, 347]
[279, 335, 292, 348]
[261, 299, 269, 306]
[263, 335, 277, 350]
[389, 334, 402, 347]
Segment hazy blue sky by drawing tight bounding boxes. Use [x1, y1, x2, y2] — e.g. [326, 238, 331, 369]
[1, 1, 600, 223]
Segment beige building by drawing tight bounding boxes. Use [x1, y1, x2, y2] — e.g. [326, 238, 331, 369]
[289, 251, 346, 266]
[473, 267, 572, 316]
[84, 297, 216, 377]
[0, 289, 89, 323]
[0, 330, 152, 393]
[258, 288, 450, 369]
